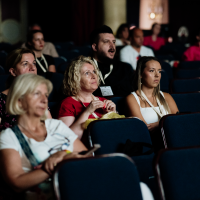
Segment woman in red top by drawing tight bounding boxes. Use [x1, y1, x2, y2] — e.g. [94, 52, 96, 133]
[143, 23, 165, 51]
[58, 56, 116, 139]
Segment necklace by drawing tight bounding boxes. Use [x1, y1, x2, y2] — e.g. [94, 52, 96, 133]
[18, 123, 47, 141]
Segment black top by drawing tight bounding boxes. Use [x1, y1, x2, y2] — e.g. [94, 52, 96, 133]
[93, 60, 134, 97]
[36, 54, 55, 76]
[0, 93, 17, 132]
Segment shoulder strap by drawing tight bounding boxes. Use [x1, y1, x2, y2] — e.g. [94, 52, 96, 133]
[132, 92, 141, 106]
[141, 91, 164, 118]
[11, 125, 39, 167]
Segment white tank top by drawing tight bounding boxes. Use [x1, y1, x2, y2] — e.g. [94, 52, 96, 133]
[131, 91, 168, 124]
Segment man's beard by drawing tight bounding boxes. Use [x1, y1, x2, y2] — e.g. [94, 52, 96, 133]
[97, 49, 115, 64]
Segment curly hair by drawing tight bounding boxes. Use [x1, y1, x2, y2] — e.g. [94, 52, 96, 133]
[63, 56, 100, 96]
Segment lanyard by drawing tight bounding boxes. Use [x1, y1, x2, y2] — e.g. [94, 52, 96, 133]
[141, 91, 165, 118]
[93, 59, 113, 85]
[36, 54, 48, 73]
[77, 95, 99, 119]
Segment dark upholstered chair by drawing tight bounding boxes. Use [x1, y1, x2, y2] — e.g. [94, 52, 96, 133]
[160, 113, 200, 148]
[45, 72, 65, 102]
[53, 57, 66, 70]
[160, 61, 173, 80]
[170, 78, 200, 93]
[160, 71, 169, 92]
[53, 154, 143, 200]
[86, 118, 159, 199]
[179, 61, 200, 69]
[109, 96, 127, 115]
[48, 102, 61, 118]
[155, 147, 200, 200]
[171, 93, 200, 113]
[176, 69, 200, 79]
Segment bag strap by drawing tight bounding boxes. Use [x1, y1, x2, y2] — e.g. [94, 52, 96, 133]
[141, 91, 164, 118]
[11, 125, 40, 167]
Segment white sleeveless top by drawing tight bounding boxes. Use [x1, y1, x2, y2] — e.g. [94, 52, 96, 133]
[131, 91, 168, 124]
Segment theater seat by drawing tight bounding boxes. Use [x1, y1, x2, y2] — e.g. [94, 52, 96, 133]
[160, 61, 173, 80]
[179, 61, 200, 69]
[0, 75, 9, 92]
[57, 50, 80, 61]
[53, 154, 143, 200]
[171, 93, 200, 113]
[45, 72, 65, 102]
[160, 71, 169, 92]
[176, 69, 200, 79]
[72, 46, 92, 57]
[54, 41, 74, 51]
[109, 96, 126, 115]
[160, 113, 200, 148]
[170, 78, 200, 93]
[53, 57, 66, 70]
[57, 62, 69, 74]
[86, 118, 159, 199]
[0, 66, 5, 75]
[48, 102, 60, 118]
[155, 147, 200, 200]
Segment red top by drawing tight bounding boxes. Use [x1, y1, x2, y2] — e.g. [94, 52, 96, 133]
[182, 44, 200, 61]
[58, 96, 107, 119]
[143, 36, 165, 51]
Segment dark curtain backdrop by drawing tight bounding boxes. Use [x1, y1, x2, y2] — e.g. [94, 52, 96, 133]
[169, 0, 200, 43]
[71, 0, 103, 45]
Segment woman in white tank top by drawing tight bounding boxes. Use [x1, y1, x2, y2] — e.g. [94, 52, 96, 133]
[126, 56, 179, 132]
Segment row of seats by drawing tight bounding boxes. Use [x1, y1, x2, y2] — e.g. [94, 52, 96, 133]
[54, 147, 200, 200]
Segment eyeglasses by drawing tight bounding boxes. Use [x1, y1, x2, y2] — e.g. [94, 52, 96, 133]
[48, 133, 70, 155]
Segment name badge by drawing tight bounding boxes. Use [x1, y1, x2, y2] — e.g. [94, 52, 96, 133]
[100, 86, 114, 96]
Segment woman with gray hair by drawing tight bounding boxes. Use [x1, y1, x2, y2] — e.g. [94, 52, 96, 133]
[58, 56, 116, 139]
[0, 74, 87, 199]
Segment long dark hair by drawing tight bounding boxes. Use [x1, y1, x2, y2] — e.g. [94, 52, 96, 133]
[26, 30, 44, 49]
[116, 24, 129, 39]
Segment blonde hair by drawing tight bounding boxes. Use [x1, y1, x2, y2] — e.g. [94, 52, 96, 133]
[6, 74, 53, 120]
[63, 55, 100, 96]
[134, 56, 171, 114]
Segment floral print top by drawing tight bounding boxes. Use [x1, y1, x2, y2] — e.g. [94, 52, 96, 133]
[0, 93, 17, 132]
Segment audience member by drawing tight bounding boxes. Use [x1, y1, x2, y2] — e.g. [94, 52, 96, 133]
[115, 24, 130, 46]
[21, 24, 59, 58]
[0, 74, 87, 199]
[120, 28, 155, 70]
[90, 25, 134, 97]
[126, 56, 178, 131]
[0, 48, 51, 132]
[58, 56, 116, 139]
[182, 28, 200, 61]
[26, 30, 56, 76]
[143, 23, 166, 51]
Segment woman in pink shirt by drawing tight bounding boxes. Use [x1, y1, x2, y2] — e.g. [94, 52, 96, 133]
[143, 23, 165, 51]
[182, 29, 200, 61]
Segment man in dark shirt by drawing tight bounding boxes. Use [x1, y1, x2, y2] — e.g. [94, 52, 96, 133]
[90, 25, 134, 97]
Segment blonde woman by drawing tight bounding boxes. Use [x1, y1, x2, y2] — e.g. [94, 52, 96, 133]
[58, 56, 116, 139]
[0, 74, 87, 199]
[126, 56, 178, 131]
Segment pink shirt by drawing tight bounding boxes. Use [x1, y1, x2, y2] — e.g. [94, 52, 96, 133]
[143, 36, 165, 51]
[182, 44, 200, 61]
